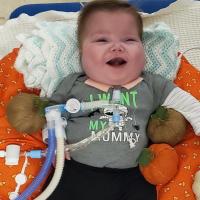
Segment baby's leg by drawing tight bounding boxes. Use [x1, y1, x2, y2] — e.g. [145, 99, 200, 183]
[121, 167, 157, 200]
[47, 160, 156, 200]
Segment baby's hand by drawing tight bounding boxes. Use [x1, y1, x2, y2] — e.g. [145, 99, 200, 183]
[65, 148, 71, 160]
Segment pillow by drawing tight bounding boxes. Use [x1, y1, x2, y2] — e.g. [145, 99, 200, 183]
[0, 48, 48, 199]
[142, 0, 200, 69]
[15, 21, 179, 97]
[157, 55, 200, 200]
[143, 23, 179, 80]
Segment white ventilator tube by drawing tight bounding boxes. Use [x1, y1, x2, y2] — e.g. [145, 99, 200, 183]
[65, 98, 110, 113]
[35, 109, 65, 200]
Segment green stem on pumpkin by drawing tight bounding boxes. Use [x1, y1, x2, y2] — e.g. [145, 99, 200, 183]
[151, 106, 169, 121]
[33, 96, 50, 117]
[138, 148, 155, 167]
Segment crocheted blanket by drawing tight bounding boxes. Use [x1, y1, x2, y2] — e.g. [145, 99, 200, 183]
[15, 20, 82, 97]
[0, 11, 79, 59]
[15, 21, 179, 97]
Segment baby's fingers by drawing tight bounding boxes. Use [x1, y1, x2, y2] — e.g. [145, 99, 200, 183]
[65, 149, 71, 160]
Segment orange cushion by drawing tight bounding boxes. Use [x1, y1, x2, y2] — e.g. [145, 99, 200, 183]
[0, 48, 48, 200]
[157, 56, 200, 200]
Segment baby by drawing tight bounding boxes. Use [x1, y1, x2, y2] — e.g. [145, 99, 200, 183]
[7, 0, 200, 199]
[46, 0, 200, 199]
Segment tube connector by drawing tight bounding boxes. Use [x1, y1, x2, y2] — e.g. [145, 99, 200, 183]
[26, 150, 46, 159]
[112, 89, 121, 103]
[5, 145, 20, 165]
[65, 98, 109, 113]
[45, 104, 65, 114]
[45, 106, 67, 140]
[65, 98, 81, 113]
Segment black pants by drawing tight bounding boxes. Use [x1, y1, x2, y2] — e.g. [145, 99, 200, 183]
[47, 159, 157, 200]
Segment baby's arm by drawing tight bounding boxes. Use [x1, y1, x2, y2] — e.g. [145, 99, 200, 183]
[162, 87, 200, 135]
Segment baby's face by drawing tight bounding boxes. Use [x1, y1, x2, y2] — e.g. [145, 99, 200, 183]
[81, 10, 145, 86]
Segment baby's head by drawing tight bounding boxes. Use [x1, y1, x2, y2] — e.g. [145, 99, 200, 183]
[77, 0, 145, 86]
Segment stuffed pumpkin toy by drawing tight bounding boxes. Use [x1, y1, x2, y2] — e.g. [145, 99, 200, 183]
[138, 143, 179, 185]
[140, 107, 186, 185]
[6, 93, 49, 133]
[147, 106, 187, 146]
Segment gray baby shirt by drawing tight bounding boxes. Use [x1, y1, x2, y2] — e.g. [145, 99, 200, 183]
[50, 72, 176, 169]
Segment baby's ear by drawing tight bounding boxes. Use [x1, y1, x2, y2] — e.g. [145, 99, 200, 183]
[6, 93, 47, 134]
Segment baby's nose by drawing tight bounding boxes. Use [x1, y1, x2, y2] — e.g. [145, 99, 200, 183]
[110, 43, 125, 52]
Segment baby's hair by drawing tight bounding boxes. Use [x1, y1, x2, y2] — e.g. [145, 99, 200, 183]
[77, 0, 143, 48]
[6, 93, 47, 134]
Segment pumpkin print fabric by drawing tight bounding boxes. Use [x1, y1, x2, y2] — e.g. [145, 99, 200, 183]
[157, 56, 200, 200]
[0, 48, 48, 200]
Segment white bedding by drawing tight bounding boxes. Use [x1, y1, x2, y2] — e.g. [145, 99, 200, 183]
[0, 11, 78, 59]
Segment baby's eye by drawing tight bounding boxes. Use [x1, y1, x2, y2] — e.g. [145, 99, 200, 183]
[125, 38, 135, 42]
[95, 38, 108, 42]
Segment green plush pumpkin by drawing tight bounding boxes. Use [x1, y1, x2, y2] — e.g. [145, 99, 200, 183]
[6, 93, 49, 133]
[147, 106, 187, 146]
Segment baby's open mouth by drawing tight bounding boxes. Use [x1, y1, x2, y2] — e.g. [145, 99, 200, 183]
[106, 57, 127, 66]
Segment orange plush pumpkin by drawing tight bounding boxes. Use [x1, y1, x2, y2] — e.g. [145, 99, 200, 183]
[138, 143, 179, 185]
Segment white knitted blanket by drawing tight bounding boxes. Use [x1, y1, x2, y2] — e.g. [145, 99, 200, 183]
[0, 11, 79, 59]
[15, 20, 82, 97]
